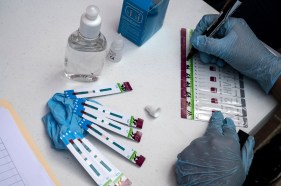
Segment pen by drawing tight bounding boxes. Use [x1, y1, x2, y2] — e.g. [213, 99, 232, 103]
[237, 129, 249, 150]
[186, 0, 243, 61]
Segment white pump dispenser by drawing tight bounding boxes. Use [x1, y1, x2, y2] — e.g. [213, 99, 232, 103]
[79, 5, 101, 39]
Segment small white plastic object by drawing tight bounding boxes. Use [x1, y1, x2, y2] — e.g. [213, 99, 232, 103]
[145, 105, 161, 118]
[79, 5, 102, 39]
[106, 34, 124, 62]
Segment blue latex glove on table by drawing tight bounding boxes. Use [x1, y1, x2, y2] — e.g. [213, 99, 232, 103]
[176, 111, 255, 186]
[190, 15, 281, 93]
[42, 93, 84, 150]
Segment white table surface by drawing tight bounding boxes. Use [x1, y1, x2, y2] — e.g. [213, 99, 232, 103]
[0, 0, 279, 185]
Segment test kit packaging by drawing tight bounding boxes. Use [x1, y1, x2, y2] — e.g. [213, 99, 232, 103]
[118, 0, 169, 46]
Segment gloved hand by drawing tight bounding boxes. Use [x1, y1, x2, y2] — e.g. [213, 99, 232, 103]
[190, 14, 281, 93]
[42, 93, 84, 150]
[176, 111, 255, 186]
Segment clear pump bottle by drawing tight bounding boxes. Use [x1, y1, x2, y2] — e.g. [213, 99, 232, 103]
[64, 5, 107, 82]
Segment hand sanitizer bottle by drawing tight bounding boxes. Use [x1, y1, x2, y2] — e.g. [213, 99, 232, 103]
[64, 5, 107, 82]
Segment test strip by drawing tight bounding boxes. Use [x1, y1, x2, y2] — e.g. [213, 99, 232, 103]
[72, 132, 132, 186]
[61, 131, 112, 186]
[194, 59, 241, 77]
[75, 99, 143, 128]
[74, 105, 142, 142]
[192, 104, 248, 127]
[194, 110, 247, 127]
[195, 78, 244, 89]
[194, 84, 244, 98]
[194, 100, 246, 116]
[64, 82, 132, 99]
[195, 75, 244, 89]
[194, 91, 246, 107]
[79, 119, 145, 167]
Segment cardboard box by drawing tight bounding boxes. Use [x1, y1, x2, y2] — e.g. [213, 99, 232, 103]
[118, 0, 169, 46]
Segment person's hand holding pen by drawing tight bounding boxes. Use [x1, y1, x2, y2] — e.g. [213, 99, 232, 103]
[186, 0, 243, 61]
[189, 15, 281, 94]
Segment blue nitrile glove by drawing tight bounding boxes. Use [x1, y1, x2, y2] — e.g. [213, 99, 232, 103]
[42, 93, 84, 150]
[176, 111, 255, 186]
[190, 15, 281, 93]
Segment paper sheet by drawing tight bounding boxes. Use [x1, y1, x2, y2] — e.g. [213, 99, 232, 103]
[0, 101, 59, 186]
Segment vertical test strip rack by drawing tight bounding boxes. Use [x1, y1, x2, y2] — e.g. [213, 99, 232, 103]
[180, 28, 248, 127]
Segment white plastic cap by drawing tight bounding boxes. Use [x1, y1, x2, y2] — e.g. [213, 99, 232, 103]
[79, 5, 101, 39]
[145, 105, 161, 118]
[111, 37, 124, 51]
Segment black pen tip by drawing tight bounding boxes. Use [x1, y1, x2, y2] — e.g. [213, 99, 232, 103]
[186, 53, 191, 61]
[186, 47, 197, 61]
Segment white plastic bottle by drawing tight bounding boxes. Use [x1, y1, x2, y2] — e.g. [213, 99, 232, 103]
[106, 34, 124, 63]
[64, 5, 107, 82]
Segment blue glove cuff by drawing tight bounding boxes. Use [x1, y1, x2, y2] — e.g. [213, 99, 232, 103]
[42, 93, 85, 150]
[257, 56, 281, 94]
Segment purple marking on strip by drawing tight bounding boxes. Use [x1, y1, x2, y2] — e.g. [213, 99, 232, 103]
[135, 155, 146, 167]
[123, 82, 133, 91]
[136, 119, 143, 129]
